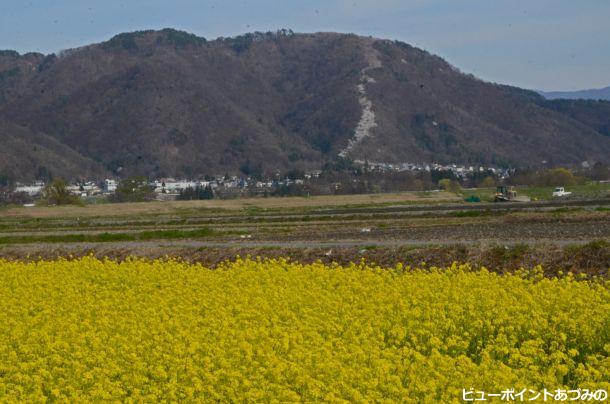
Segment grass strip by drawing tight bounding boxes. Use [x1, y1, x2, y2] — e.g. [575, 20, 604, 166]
[0, 227, 220, 245]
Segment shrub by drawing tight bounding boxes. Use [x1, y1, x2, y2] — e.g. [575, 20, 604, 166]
[177, 186, 214, 200]
[438, 178, 461, 193]
[110, 177, 155, 203]
[42, 179, 82, 206]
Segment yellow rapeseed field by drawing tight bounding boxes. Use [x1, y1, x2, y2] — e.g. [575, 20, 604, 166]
[0, 257, 608, 402]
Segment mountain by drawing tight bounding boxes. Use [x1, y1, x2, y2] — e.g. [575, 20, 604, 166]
[1, 28, 610, 181]
[0, 120, 107, 182]
[539, 86, 610, 101]
[541, 99, 610, 137]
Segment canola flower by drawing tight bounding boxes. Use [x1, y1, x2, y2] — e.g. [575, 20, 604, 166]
[0, 257, 608, 402]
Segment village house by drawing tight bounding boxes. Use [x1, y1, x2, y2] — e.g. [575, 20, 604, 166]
[14, 181, 45, 196]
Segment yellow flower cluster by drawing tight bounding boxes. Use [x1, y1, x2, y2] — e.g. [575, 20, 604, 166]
[0, 257, 608, 402]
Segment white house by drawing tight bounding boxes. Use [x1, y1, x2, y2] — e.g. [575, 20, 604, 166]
[154, 179, 199, 194]
[103, 179, 117, 193]
[14, 181, 45, 196]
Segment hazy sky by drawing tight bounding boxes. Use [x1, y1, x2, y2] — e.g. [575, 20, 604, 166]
[1, 0, 608, 91]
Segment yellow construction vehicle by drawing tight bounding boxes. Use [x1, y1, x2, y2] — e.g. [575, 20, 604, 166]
[494, 186, 531, 202]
